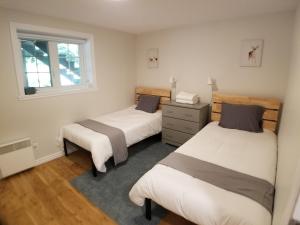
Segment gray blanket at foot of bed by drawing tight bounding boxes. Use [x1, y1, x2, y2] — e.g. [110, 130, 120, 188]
[77, 119, 128, 165]
[159, 152, 274, 214]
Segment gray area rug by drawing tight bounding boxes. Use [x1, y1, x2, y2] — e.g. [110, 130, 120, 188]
[71, 135, 176, 225]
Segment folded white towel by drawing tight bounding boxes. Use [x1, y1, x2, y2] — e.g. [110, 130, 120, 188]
[175, 99, 198, 104]
[176, 91, 197, 101]
[176, 91, 199, 104]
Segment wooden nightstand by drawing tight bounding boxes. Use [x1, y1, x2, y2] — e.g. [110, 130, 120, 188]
[162, 101, 209, 146]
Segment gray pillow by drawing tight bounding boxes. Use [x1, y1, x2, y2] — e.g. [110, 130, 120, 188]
[136, 95, 161, 113]
[219, 103, 264, 133]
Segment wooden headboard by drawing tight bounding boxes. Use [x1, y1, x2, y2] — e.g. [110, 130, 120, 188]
[211, 92, 281, 133]
[135, 86, 171, 108]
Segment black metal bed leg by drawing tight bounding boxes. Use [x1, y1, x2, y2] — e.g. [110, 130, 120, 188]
[109, 157, 115, 167]
[63, 138, 68, 156]
[145, 198, 151, 220]
[91, 157, 97, 177]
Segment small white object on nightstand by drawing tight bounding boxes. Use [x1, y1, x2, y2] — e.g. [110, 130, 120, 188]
[176, 91, 199, 104]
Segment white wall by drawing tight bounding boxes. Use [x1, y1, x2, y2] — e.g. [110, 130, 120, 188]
[136, 12, 294, 103]
[273, 4, 300, 225]
[0, 8, 136, 160]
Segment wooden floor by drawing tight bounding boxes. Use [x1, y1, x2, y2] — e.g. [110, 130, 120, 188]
[0, 150, 194, 225]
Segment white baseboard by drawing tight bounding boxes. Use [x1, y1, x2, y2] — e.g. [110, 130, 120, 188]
[35, 148, 78, 166]
[35, 151, 65, 166]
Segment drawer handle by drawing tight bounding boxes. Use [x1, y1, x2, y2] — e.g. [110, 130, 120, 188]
[166, 123, 174, 127]
[167, 110, 174, 114]
[184, 114, 193, 117]
[184, 127, 192, 131]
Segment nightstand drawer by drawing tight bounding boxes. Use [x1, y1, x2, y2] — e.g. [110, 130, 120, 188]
[162, 117, 199, 134]
[162, 105, 200, 122]
[162, 138, 181, 147]
[162, 128, 193, 144]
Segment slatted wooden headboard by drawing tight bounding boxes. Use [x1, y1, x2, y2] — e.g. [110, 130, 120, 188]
[135, 86, 171, 108]
[211, 92, 281, 133]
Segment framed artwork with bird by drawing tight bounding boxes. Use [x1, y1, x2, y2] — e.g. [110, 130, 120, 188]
[240, 39, 264, 67]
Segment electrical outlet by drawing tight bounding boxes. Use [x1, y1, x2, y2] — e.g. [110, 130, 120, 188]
[56, 138, 62, 147]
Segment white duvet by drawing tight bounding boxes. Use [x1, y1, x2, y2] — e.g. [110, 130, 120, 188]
[60, 106, 162, 172]
[129, 122, 277, 225]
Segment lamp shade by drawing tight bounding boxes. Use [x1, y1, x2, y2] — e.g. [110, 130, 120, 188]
[169, 76, 177, 84]
[207, 77, 213, 86]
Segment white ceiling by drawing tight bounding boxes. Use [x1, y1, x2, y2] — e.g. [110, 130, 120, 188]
[0, 0, 298, 34]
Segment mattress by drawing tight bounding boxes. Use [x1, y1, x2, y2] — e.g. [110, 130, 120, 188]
[60, 105, 162, 172]
[129, 122, 277, 225]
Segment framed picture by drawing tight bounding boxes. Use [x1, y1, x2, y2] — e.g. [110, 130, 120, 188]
[147, 48, 159, 68]
[240, 39, 264, 67]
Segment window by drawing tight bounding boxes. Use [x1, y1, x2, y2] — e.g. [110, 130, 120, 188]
[10, 23, 97, 99]
[57, 43, 81, 86]
[21, 40, 52, 88]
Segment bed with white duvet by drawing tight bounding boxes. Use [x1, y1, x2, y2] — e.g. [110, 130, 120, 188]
[129, 121, 277, 225]
[60, 105, 162, 172]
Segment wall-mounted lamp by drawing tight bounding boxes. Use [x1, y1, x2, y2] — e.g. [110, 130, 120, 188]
[169, 76, 177, 101]
[207, 77, 215, 105]
[207, 77, 214, 86]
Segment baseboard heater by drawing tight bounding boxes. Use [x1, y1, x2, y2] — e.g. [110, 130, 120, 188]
[0, 138, 35, 179]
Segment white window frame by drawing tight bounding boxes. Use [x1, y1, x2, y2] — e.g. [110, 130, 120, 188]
[10, 22, 98, 100]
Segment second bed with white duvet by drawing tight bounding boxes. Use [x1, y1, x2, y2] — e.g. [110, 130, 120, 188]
[61, 106, 162, 172]
[129, 122, 277, 225]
